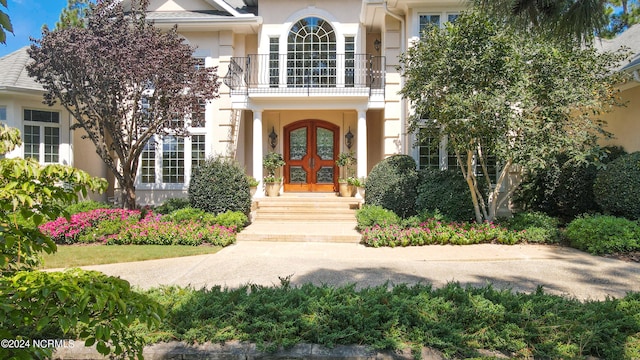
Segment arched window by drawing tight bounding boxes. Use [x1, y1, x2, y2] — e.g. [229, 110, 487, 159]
[287, 17, 336, 87]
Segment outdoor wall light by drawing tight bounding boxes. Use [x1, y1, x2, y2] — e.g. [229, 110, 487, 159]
[345, 127, 354, 150]
[374, 39, 381, 52]
[268, 126, 278, 150]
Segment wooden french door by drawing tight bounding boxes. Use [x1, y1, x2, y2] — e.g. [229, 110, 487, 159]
[284, 120, 339, 192]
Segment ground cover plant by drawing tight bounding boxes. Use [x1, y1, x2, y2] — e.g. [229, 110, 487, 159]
[565, 215, 640, 255]
[140, 281, 640, 359]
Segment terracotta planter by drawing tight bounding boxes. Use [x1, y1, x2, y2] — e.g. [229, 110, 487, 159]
[349, 184, 357, 197]
[265, 182, 280, 197]
[357, 186, 365, 199]
[250, 186, 257, 197]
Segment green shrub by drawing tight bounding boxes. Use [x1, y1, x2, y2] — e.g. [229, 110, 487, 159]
[416, 169, 475, 222]
[163, 207, 217, 225]
[155, 197, 191, 215]
[516, 147, 627, 220]
[504, 211, 560, 243]
[188, 157, 252, 215]
[364, 155, 418, 218]
[64, 200, 111, 215]
[356, 205, 400, 230]
[0, 269, 163, 360]
[565, 215, 640, 255]
[594, 152, 640, 219]
[214, 211, 249, 231]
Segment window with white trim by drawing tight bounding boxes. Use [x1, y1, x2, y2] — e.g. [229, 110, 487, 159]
[269, 37, 280, 87]
[162, 136, 184, 183]
[140, 140, 156, 184]
[0, 106, 6, 123]
[287, 17, 337, 87]
[416, 126, 499, 182]
[419, 14, 441, 36]
[191, 134, 206, 171]
[345, 36, 355, 87]
[23, 109, 60, 164]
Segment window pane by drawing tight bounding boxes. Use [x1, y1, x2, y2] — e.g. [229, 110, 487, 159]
[418, 129, 440, 170]
[0, 106, 6, 122]
[191, 135, 206, 171]
[269, 37, 280, 87]
[162, 136, 184, 183]
[141, 140, 156, 183]
[24, 109, 59, 123]
[44, 127, 59, 163]
[287, 17, 336, 87]
[419, 14, 440, 36]
[23, 125, 40, 160]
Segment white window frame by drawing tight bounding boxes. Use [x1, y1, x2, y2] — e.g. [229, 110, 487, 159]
[136, 133, 206, 190]
[23, 108, 61, 164]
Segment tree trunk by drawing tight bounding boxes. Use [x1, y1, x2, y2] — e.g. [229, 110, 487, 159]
[120, 168, 137, 210]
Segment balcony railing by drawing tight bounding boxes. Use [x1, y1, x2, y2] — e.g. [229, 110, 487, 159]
[224, 54, 385, 97]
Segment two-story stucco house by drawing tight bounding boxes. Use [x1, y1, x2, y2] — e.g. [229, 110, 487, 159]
[0, 0, 638, 206]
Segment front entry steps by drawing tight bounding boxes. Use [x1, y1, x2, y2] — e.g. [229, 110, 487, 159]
[237, 193, 362, 243]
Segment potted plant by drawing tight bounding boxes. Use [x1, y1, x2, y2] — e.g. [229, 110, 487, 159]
[247, 175, 260, 197]
[263, 152, 285, 196]
[336, 152, 357, 197]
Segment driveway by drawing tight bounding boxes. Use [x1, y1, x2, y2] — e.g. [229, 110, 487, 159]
[72, 242, 640, 301]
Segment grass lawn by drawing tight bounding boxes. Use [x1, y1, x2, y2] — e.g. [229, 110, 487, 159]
[40, 244, 223, 269]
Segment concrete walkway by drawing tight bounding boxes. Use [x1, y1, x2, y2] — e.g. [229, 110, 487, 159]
[75, 242, 640, 301]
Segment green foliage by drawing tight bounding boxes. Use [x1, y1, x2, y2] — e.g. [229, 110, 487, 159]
[515, 147, 627, 220]
[214, 210, 249, 231]
[0, 0, 12, 45]
[64, 200, 111, 215]
[361, 219, 522, 247]
[143, 282, 640, 359]
[188, 157, 252, 215]
[1, 156, 107, 274]
[263, 152, 286, 177]
[247, 176, 260, 187]
[400, 11, 628, 222]
[155, 197, 191, 215]
[565, 215, 640, 255]
[356, 205, 400, 230]
[163, 207, 217, 225]
[416, 169, 476, 222]
[107, 222, 236, 247]
[364, 155, 418, 218]
[0, 269, 164, 360]
[594, 151, 640, 219]
[503, 211, 560, 243]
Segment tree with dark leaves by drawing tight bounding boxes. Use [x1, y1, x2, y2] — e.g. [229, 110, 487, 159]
[28, 0, 220, 209]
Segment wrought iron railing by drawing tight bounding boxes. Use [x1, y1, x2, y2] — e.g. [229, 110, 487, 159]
[224, 54, 385, 96]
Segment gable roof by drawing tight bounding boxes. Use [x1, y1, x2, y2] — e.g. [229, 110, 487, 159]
[596, 24, 640, 72]
[0, 47, 43, 92]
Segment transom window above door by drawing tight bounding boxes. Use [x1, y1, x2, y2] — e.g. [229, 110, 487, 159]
[287, 17, 337, 87]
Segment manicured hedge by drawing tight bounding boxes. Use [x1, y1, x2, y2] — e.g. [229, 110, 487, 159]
[415, 169, 475, 222]
[188, 157, 252, 215]
[565, 215, 640, 255]
[364, 155, 418, 218]
[594, 151, 640, 219]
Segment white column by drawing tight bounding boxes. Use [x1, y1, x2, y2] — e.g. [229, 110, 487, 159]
[252, 109, 264, 197]
[357, 108, 367, 179]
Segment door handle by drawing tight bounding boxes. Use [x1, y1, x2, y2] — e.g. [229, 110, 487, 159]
[309, 157, 315, 170]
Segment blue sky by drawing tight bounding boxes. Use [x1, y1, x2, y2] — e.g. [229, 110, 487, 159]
[0, 0, 69, 57]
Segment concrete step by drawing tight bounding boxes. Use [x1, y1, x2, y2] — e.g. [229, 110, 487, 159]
[237, 221, 361, 243]
[241, 194, 362, 242]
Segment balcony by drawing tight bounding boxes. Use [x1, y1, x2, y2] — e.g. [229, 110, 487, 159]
[224, 54, 385, 98]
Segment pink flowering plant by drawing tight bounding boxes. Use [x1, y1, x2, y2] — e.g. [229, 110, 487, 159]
[39, 208, 146, 244]
[39, 207, 239, 246]
[107, 222, 235, 246]
[361, 218, 523, 248]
